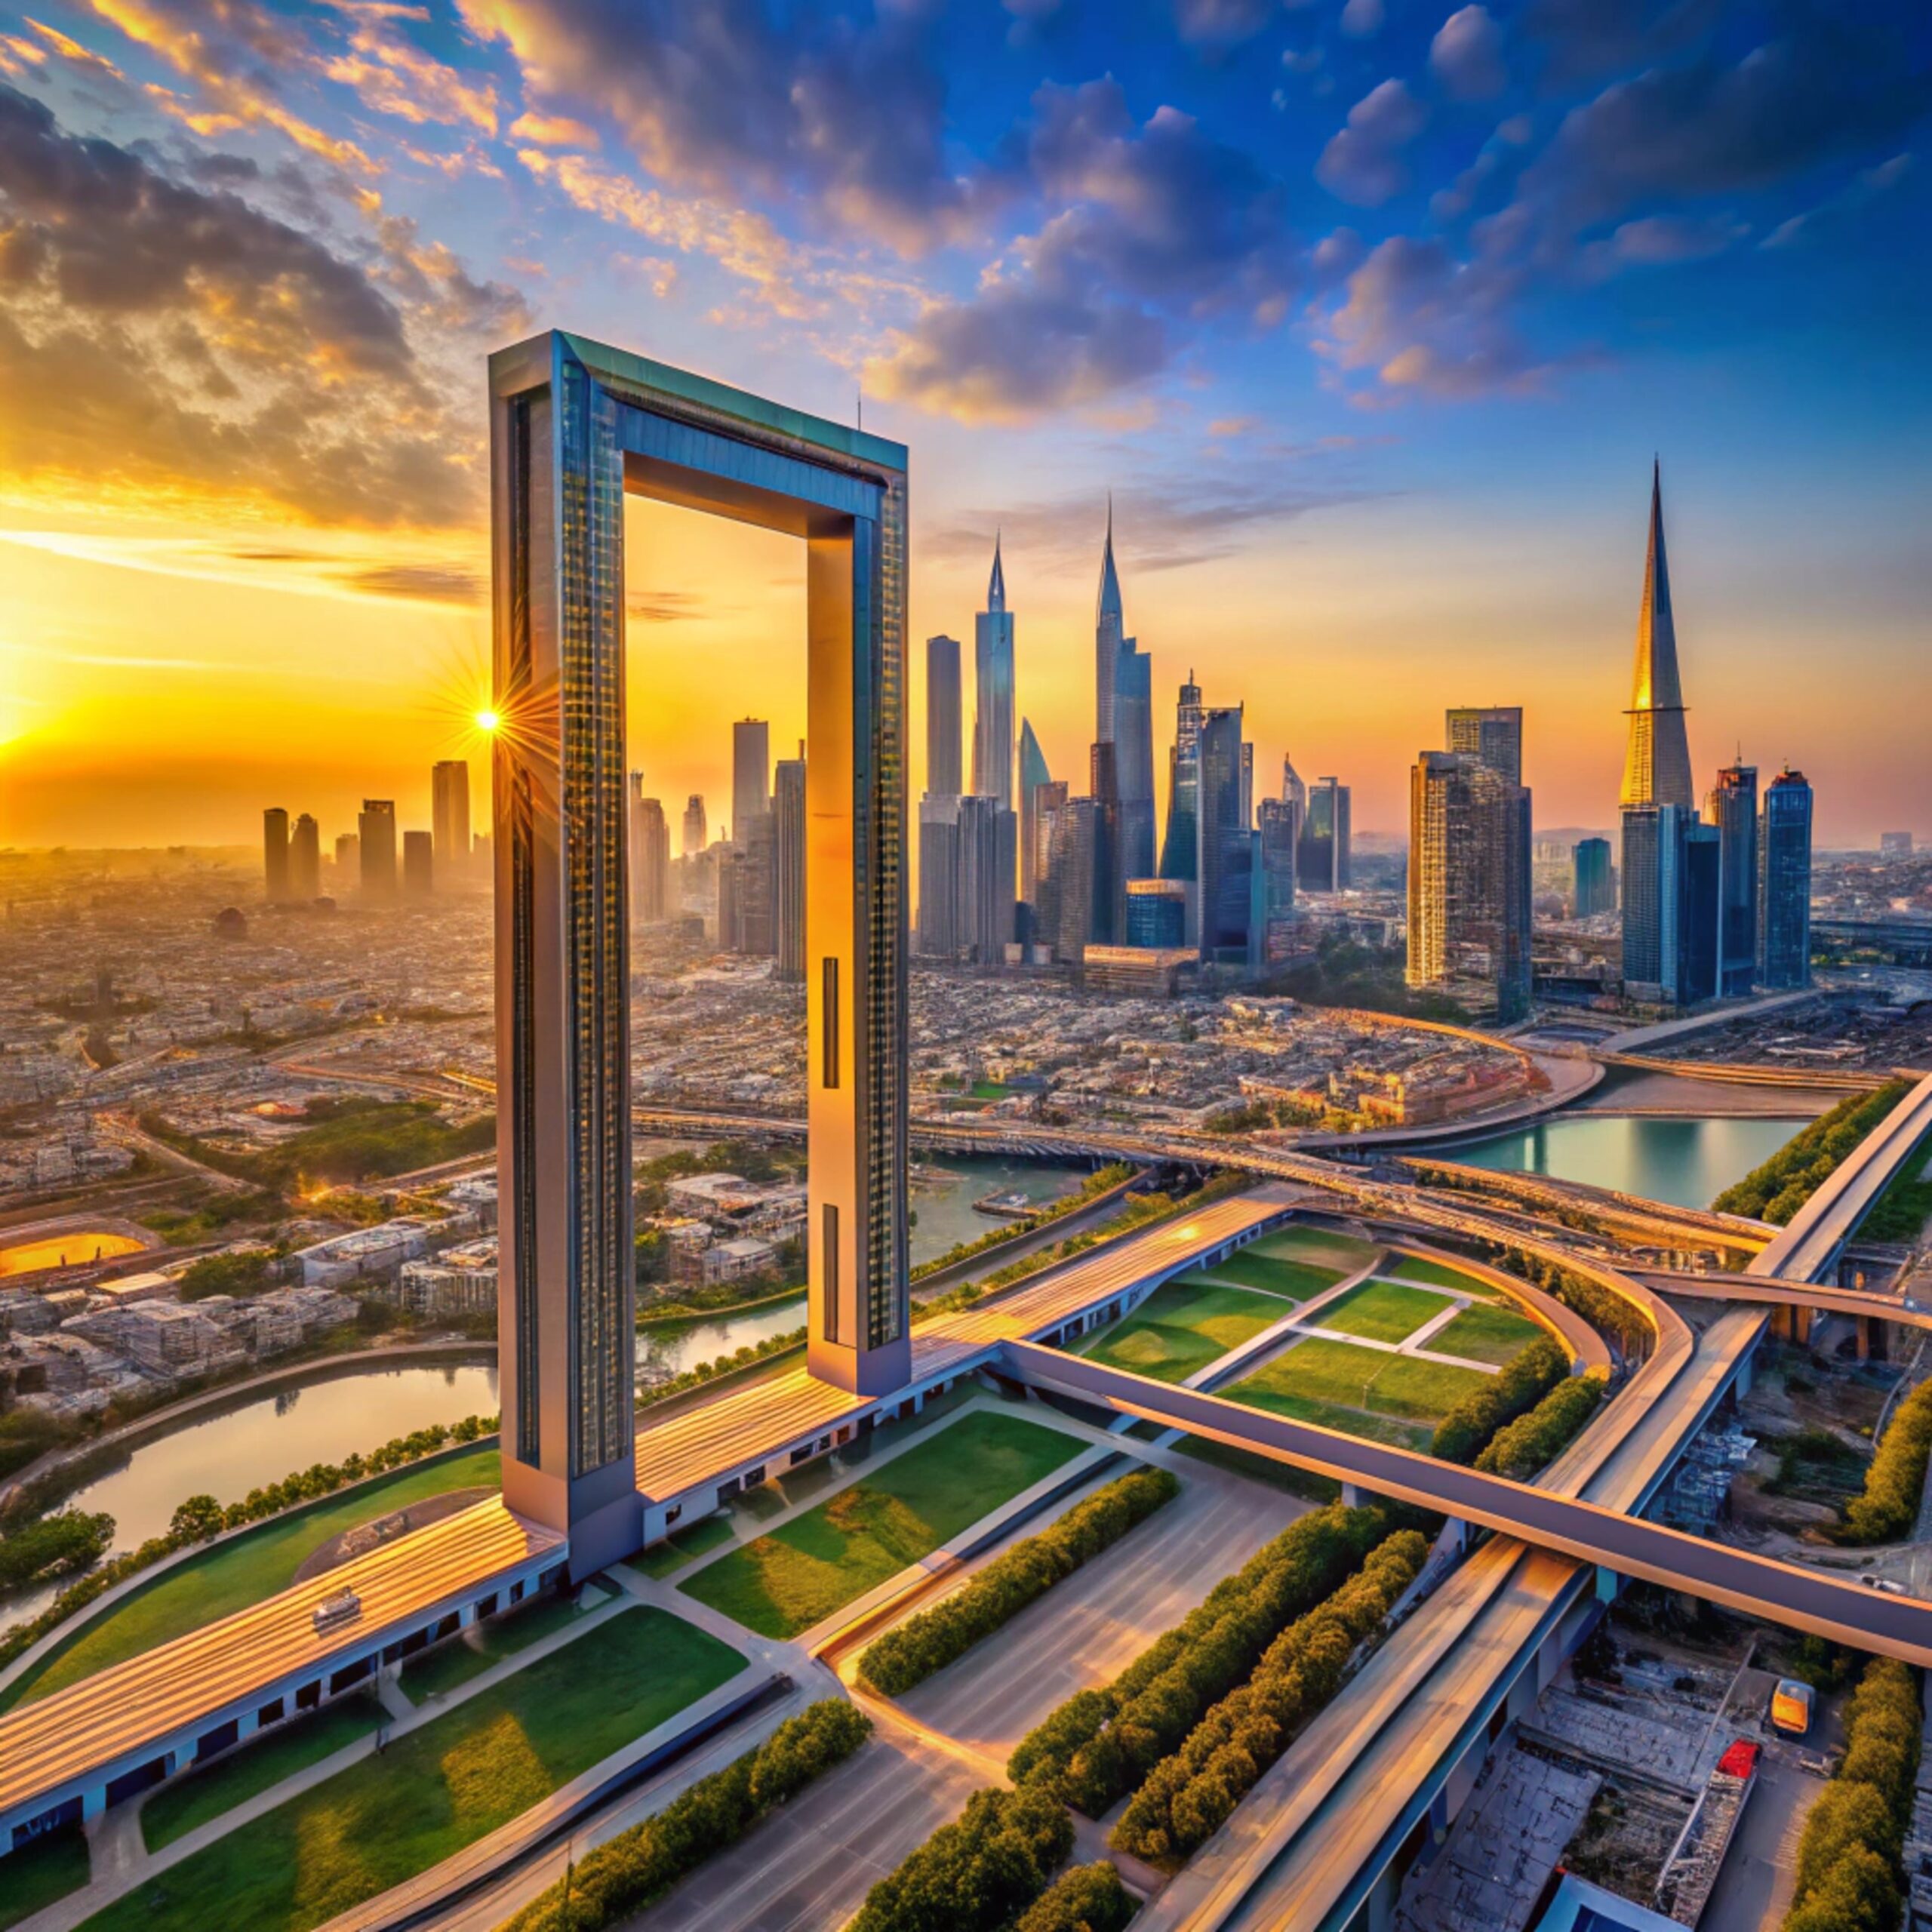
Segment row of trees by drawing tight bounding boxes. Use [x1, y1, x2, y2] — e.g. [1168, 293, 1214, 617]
[1013, 1863, 1137, 1932]
[1430, 1337, 1569, 1466]
[1503, 1249, 1653, 1361]
[0, 1414, 497, 1671]
[860, 1467, 1177, 1697]
[1780, 1657, 1921, 1932]
[505, 1700, 871, 1932]
[1840, 1377, 1932, 1543]
[1472, 1372, 1608, 1481]
[0, 1507, 113, 1594]
[1714, 1080, 1910, 1225]
[1110, 1528, 1429, 1863]
[1006, 1502, 1394, 1817]
[909, 1165, 1135, 1284]
[851, 1781, 1073, 1932]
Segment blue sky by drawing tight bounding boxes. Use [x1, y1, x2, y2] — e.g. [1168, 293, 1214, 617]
[0, 0, 1927, 844]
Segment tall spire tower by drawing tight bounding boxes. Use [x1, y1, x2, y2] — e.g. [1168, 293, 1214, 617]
[1620, 460, 1694, 811]
[987, 530, 1007, 615]
[1096, 495, 1124, 746]
[974, 533, 1016, 809]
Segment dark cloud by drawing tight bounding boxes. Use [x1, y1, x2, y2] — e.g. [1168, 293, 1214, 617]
[1429, 5, 1507, 100]
[345, 563, 484, 603]
[626, 587, 705, 620]
[459, 0, 976, 252]
[1521, 0, 1723, 86]
[1316, 79, 1427, 206]
[1172, 0, 1278, 49]
[872, 78, 1296, 420]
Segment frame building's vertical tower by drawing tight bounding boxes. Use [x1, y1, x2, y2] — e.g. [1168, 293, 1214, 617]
[489, 334, 912, 1570]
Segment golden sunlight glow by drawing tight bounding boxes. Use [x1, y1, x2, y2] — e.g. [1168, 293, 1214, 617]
[475, 708, 501, 733]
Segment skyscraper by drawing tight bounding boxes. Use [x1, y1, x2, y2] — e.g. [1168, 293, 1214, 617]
[631, 789, 669, 923]
[1621, 801, 1718, 1005]
[358, 799, 397, 900]
[1124, 878, 1188, 949]
[774, 749, 806, 982]
[263, 807, 290, 903]
[1254, 798, 1299, 969]
[334, 831, 359, 878]
[956, 795, 1016, 967]
[1705, 760, 1758, 997]
[1095, 500, 1124, 746]
[1281, 751, 1306, 819]
[1446, 707, 1524, 786]
[1029, 779, 1069, 953]
[432, 760, 471, 884]
[737, 810, 777, 955]
[1573, 836, 1614, 917]
[1298, 778, 1352, 892]
[1088, 740, 1122, 947]
[1620, 462, 1694, 812]
[917, 795, 959, 959]
[289, 813, 321, 900]
[1758, 767, 1814, 989]
[402, 828, 434, 898]
[681, 794, 707, 857]
[926, 635, 962, 798]
[973, 540, 1015, 811]
[733, 718, 771, 841]
[1159, 672, 1205, 887]
[1407, 749, 1533, 1020]
[1043, 794, 1102, 964]
[1018, 718, 1051, 909]
[1114, 641, 1155, 883]
[1196, 706, 1252, 963]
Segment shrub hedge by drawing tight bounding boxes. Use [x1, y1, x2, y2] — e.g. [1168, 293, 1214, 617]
[850, 1781, 1073, 1932]
[1006, 1503, 1391, 1817]
[1430, 1337, 1567, 1466]
[0, 1509, 114, 1595]
[1014, 1861, 1137, 1932]
[1781, 1656, 1921, 1932]
[860, 1466, 1177, 1697]
[1472, 1371, 1607, 1481]
[1111, 1529, 1427, 1862]
[1714, 1080, 1911, 1225]
[1841, 1378, 1932, 1545]
[502, 1699, 871, 1932]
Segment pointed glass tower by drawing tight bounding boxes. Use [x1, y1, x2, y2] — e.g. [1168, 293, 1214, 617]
[1096, 497, 1124, 745]
[1620, 461, 1694, 811]
[974, 534, 1016, 809]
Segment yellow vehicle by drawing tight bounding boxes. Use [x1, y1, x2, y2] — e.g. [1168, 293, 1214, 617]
[1771, 1678, 1814, 1736]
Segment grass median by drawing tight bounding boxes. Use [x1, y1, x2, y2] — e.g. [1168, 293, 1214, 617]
[678, 1409, 1082, 1639]
[1314, 1280, 1447, 1345]
[2, 1444, 501, 1712]
[82, 1607, 744, 1932]
[1073, 1278, 1287, 1384]
[1386, 1254, 1492, 1295]
[1226, 1337, 1494, 1451]
[1432, 1302, 1543, 1365]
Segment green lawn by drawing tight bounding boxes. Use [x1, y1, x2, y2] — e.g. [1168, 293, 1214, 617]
[82, 1608, 743, 1932]
[1385, 1254, 1492, 1295]
[140, 1695, 383, 1853]
[1251, 1226, 1381, 1271]
[1073, 1278, 1287, 1384]
[399, 1589, 591, 1703]
[1199, 1251, 1344, 1300]
[1431, 1303, 1543, 1366]
[678, 1409, 1081, 1638]
[626, 1513, 737, 1578]
[1313, 1280, 1448, 1345]
[2, 1445, 502, 1712]
[1227, 1337, 1494, 1451]
[0, 1829, 90, 1930]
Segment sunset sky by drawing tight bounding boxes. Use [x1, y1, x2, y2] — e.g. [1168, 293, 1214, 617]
[0, 0, 1926, 851]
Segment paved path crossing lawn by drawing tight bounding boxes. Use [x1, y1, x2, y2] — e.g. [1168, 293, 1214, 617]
[78, 1606, 743, 1932]
[1430, 1302, 1544, 1365]
[1195, 1251, 1343, 1300]
[1314, 1280, 1449, 1345]
[1385, 1254, 1494, 1296]
[1226, 1337, 1494, 1451]
[1074, 1277, 1288, 1384]
[678, 1407, 1081, 1638]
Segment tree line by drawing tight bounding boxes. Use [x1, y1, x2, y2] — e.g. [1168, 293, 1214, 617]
[1713, 1080, 1911, 1225]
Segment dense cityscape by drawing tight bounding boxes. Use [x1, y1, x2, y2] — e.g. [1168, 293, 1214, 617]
[3, 0, 1931, 1929]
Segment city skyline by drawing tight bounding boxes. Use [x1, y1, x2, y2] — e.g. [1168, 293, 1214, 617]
[1, 0, 1927, 847]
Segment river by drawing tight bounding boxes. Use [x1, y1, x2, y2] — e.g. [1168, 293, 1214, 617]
[1448, 1113, 1805, 1211]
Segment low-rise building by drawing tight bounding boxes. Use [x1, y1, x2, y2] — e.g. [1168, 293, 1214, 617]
[398, 1238, 499, 1315]
[700, 1235, 777, 1285]
[292, 1218, 435, 1288]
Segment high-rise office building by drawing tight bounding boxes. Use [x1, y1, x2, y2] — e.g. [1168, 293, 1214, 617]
[1281, 751, 1306, 819]
[774, 749, 806, 982]
[973, 540, 1016, 811]
[926, 634, 961, 798]
[734, 810, 777, 955]
[432, 760, 471, 884]
[1159, 672, 1204, 885]
[1446, 706, 1524, 786]
[1114, 641, 1155, 884]
[1124, 878, 1187, 949]
[1043, 794, 1102, 964]
[402, 828, 434, 898]
[1573, 836, 1614, 917]
[1029, 780, 1069, 952]
[681, 794, 707, 857]
[1298, 778, 1352, 892]
[1018, 719, 1051, 909]
[733, 718, 771, 842]
[289, 813, 321, 900]
[1407, 749, 1533, 1020]
[1239, 742, 1254, 838]
[955, 795, 1016, 967]
[263, 808, 290, 903]
[1758, 767, 1814, 989]
[917, 794, 960, 959]
[629, 781, 669, 923]
[1254, 798, 1299, 969]
[1095, 501, 1124, 747]
[1621, 801, 1718, 1005]
[1620, 461, 1694, 812]
[358, 799, 397, 900]
[1088, 740, 1122, 948]
[334, 831, 359, 878]
[1705, 761, 1758, 997]
[1196, 706, 1251, 963]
